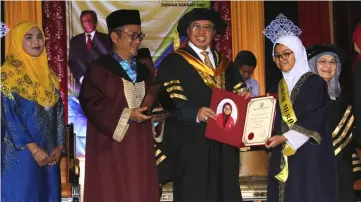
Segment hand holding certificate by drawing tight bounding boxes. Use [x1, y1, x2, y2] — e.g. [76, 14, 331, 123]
[205, 88, 276, 148]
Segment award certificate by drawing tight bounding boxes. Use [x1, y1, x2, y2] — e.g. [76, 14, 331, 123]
[242, 96, 276, 146]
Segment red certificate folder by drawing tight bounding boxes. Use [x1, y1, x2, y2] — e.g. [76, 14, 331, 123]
[205, 88, 277, 148]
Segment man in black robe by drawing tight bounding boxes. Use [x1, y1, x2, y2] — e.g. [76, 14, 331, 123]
[156, 8, 249, 202]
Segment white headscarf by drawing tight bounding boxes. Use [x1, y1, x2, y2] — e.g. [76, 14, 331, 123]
[273, 35, 311, 94]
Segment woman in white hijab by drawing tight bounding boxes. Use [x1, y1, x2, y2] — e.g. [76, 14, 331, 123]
[308, 44, 360, 202]
[265, 35, 338, 202]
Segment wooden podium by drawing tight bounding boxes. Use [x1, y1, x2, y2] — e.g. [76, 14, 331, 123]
[61, 123, 81, 202]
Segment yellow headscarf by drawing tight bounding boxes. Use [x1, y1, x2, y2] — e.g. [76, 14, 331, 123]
[1, 21, 59, 108]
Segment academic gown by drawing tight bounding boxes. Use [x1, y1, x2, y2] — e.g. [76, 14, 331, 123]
[79, 55, 159, 202]
[267, 73, 338, 202]
[156, 45, 247, 202]
[326, 99, 361, 202]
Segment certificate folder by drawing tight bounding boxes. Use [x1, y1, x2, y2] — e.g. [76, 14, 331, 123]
[205, 88, 277, 148]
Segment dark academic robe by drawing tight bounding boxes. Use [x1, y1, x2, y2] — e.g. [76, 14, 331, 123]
[354, 60, 361, 142]
[156, 45, 247, 202]
[79, 55, 159, 202]
[68, 31, 112, 92]
[326, 99, 359, 202]
[267, 73, 338, 202]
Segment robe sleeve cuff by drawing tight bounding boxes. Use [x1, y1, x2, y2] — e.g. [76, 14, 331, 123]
[113, 108, 132, 142]
[289, 124, 322, 145]
[232, 82, 249, 95]
[284, 130, 310, 151]
[152, 119, 166, 143]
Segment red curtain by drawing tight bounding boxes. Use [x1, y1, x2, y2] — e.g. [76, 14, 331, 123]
[43, 1, 68, 123]
[297, 1, 331, 47]
[211, 1, 233, 60]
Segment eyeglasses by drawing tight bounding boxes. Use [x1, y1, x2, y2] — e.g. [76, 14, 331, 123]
[273, 52, 293, 61]
[118, 30, 145, 41]
[190, 24, 214, 33]
[317, 60, 337, 66]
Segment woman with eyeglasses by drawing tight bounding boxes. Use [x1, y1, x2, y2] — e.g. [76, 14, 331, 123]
[264, 35, 337, 202]
[307, 44, 360, 202]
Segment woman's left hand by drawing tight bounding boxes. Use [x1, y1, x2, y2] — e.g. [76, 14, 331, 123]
[48, 146, 64, 165]
[265, 135, 287, 149]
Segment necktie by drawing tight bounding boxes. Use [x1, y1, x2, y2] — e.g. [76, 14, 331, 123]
[200, 51, 214, 69]
[87, 34, 92, 50]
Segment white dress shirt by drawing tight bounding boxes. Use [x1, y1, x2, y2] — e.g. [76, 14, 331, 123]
[84, 30, 96, 43]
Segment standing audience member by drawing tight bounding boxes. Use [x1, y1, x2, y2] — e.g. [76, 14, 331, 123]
[1, 21, 65, 202]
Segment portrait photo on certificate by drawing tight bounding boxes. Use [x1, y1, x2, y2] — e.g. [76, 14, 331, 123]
[216, 99, 238, 129]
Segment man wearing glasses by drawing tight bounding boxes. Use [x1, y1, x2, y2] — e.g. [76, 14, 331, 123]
[156, 8, 249, 202]
[79, 9, 159, 202]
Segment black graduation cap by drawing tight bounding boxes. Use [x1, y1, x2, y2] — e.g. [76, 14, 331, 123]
[177, 8, 227, 37]
[106, 9, 141, 33]
[306, 44, 345, 65]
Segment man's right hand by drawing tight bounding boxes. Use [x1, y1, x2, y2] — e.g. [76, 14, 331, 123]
[130, 107, 153, 123]
[197, 107, 216, 122]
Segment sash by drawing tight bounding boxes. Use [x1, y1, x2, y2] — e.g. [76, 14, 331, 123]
[275, 78, 297, 182]
[278, 78, 297, 127]
[174, 50, 230, 89]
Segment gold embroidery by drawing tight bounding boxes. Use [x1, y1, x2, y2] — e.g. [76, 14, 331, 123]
[174, 50, 230, 89]
[214, 51, 219, 65]
[333, 116, 354, 147]
[156, 155, 167, 165]
[155, 149, 161, 157]
[166, 86, 184, 93]
[233, 82, 244, 90]
[175, 50, 215, 76]
[354, 167, 361, 172]
[170, 93, 188, 100]
[122, 79, 145, 109]
[233, 87, 249, 95]
[332, 106, 352, 139]
[290, 124, 322, 145]
[334, 133, 353, 155]
[113, 108, 131, 142]
[164, 80, 180, 86]
[353, 159, 361, 165]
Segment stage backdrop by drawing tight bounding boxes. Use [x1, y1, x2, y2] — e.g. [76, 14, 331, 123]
[66, 1, 210, 157]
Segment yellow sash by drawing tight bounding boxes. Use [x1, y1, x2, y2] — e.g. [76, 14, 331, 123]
[278, 79, 297, 127]
[275, 78, 297, 182]
[174, 50, 230, 89]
